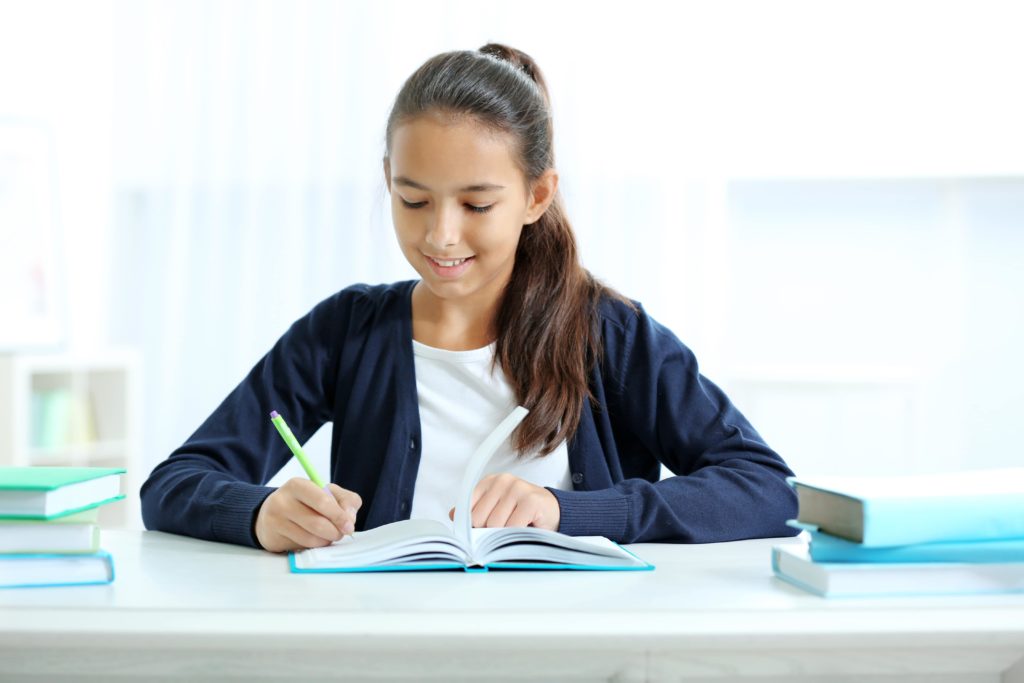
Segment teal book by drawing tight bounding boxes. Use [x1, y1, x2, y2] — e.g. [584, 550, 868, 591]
[0, 467, 125, 520]
[786, 468, 1024, 547]
[289, 406, 652, 573]
[772, 544, 1024, 598]
[789, 521, 1024, 564]
[0, 550, 114, 589]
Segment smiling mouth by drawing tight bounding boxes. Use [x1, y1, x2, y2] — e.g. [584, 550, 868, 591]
[427, 255, 474, 267]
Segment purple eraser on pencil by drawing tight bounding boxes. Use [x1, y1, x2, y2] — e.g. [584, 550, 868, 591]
[270, 410, 280, 419]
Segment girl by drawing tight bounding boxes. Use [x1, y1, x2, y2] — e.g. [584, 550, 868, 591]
[141, 43, 799, 553]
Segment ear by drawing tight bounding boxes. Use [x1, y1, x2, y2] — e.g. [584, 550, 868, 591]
[383, 157, 391, 193]
[524, 169, 558, 225]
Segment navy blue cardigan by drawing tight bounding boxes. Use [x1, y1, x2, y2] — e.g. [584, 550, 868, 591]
[141, 280, 799, 548]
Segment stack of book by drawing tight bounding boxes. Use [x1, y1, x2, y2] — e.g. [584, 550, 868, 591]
[772, 467, 1024, 597]
[0, 467, 125, 588]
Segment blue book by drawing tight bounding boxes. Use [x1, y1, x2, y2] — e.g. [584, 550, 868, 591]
[0, 550, 114, 589]
[291, 406, 652, 574]
[789, 521, 1024, 564]
[786, 468, 1024, 547]
[772, 544, 1024, 598]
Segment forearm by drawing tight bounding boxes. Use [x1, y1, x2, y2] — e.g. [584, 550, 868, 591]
[549, 457, 798, 544]
[140, 456, 276, 547]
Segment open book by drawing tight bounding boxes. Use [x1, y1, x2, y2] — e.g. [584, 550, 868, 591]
[290, 407, 653, 573]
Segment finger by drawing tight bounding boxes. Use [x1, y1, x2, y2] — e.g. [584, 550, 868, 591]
[505, 501, 537, 528]
[470, 476, 497, 509]
[258, 527, 292, 553]
[483, 493, 518, 528]
[472, 477, 512, 528]
[449, 477, 495, 526]
[328, 484, 362, 515]
[273, 519, 313, 551]
[282, 518, 334, 549]
[290, 505, 344, 542]
[326, 484, 360, 529]
[286, 497, 346, 544]
[292, 479, 346, 526]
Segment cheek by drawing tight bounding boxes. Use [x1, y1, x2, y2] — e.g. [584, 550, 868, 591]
[391, 212, 418, 242]
[467, 225, 518, 258]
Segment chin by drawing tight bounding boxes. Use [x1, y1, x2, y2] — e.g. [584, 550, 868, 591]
[420, 278, 471, 298]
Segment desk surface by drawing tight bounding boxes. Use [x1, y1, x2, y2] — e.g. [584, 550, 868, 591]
[3, 530, 1024, 682]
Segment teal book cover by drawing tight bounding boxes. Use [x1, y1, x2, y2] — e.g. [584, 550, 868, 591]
[789, 521, 1024, 564]
[0, 467, 125, 520]
[787, 468, 1024, 546]
[0, 550, 115, 589]
[772, 544, 1024, 598]
[0, 467, 125, 490]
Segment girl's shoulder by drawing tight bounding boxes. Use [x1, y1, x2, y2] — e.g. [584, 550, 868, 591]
[294, 280, 416, 346]
[595, 291, 643, 334]
[318, 280, 416, 319]
[330, 279, 416, 305]
[594, 291, 695, 366]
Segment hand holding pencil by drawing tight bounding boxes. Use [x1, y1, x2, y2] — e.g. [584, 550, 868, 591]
[253, 411, 362, 553]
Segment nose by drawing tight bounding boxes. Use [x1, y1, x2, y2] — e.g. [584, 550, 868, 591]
[425, 202, 461, 249]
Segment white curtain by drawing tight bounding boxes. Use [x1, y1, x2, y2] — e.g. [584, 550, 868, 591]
[88, 0, 1024, 485]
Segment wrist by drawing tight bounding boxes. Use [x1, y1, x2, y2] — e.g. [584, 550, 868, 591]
[251, 490, 275, 550]
[546, 486, 629, 541]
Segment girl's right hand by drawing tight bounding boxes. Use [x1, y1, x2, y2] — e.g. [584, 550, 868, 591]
[254, 478, 362, 553]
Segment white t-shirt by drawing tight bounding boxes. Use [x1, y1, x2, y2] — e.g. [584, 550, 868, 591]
[409, 339, 572, 529]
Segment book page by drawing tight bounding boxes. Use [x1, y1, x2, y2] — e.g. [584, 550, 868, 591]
[453, 406, 529, 549]
[469, 527, 647, 567]
[292, 518, 465, 569]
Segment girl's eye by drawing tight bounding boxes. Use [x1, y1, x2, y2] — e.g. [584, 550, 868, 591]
[400, 199, 493, 214]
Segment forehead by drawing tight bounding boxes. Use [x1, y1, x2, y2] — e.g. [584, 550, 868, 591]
[389, 115, 522, 192]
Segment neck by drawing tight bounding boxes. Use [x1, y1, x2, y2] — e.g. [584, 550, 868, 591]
[411, 281, 502, 351]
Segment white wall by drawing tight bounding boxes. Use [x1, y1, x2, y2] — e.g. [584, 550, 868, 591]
[2, 0, 1023, 493]
[0, 0, 114, 351]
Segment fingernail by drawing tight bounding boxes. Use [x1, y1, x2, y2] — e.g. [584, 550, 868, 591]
[342, 522, 354, 534]
[346, 506, 357, 517]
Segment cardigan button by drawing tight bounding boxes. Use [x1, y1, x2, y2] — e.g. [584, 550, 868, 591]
[571, 472, 584, 484]
[400, 501, 409, 513]
[409, 438, 416, 450]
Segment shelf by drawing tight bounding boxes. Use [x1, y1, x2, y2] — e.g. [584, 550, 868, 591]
[26, 440, 130, 465]
[0, 351, 142, 529]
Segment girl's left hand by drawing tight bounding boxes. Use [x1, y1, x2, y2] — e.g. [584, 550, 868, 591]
[448, 473, 561, 531]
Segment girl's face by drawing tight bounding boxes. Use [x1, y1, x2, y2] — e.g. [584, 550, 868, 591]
[385, 115, 553, 311]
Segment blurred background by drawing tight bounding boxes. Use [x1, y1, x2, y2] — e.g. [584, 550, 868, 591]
[1, 0, 1022, 528]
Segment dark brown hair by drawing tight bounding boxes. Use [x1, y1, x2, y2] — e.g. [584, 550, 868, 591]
[384, 43, 634, 456]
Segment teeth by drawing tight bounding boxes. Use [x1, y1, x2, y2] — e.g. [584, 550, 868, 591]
[433, 257, 468, 267]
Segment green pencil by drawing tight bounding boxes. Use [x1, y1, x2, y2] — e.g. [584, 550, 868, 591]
[269, 410, 327, 489]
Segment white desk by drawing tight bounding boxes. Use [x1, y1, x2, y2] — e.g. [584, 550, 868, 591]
[2, 530, 1024, 682]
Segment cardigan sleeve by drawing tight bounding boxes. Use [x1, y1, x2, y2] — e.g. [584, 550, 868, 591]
[548, 301, 800, 544]
[139, 291, 346, 548]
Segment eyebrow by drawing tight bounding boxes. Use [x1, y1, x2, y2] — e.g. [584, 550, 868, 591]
[393, 176, 505, 193]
